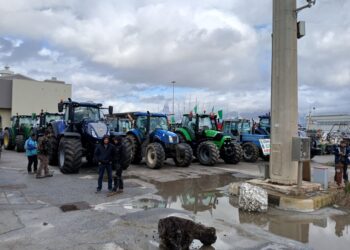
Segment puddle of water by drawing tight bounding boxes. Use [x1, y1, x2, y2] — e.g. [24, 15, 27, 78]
[130, 174, 350, 250]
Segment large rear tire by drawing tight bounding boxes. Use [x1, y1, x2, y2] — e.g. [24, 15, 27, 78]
[145, 142, 165, 169]
[3, 129, 14, 150]
[221, 141, 242, 164]
[15, 135, 25, 152]
[196, 141, 219, 166]
[174, 143, 193, 167]
[242, 142, 260, 162]
[127, 134, 142, 164]
[48, 136, 58, 166]
[58, 137, 83, 174]
[121, 138, 132, 170]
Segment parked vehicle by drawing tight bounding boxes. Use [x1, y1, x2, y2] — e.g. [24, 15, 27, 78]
[175, 113, 242, 166]
[3, 114, 36, 152]
[48, 99, 131, 173]
[114, 112, 193, 169]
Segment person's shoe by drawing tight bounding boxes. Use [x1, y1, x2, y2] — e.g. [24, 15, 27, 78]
[117, 189, 123, 193]
[44, 174, 53, 177]
[96, 188, 101, 193]
[112, 187, 117, 192]
[36, 175, 44, 179]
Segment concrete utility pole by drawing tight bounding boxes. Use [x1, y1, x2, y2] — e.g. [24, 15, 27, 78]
[270, 0, 298, 184]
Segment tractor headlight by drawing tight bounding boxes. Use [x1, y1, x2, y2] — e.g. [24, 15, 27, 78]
[91, 129, 98, 138]
[169, 135, 174, 143]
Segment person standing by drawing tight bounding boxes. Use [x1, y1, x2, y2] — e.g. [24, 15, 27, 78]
[25, 133, 38, 174]
[334, 140, 350, 186]
[36, 131, 52, 178]
[94, 135, 115, 192]
[112, 136, 124, 193]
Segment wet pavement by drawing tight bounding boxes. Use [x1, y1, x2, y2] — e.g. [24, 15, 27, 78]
[0, 150, 349, 250]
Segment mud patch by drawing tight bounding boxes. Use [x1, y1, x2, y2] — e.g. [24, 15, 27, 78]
[60, 201, 91, 212]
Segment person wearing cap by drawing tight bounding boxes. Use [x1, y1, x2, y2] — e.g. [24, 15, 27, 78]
[94, 135, 115, 192]
[24, 133, 38, 174]
[112, 135, 124, 193]
[334, 140, 350, 185]
[36, 131, 52, 178]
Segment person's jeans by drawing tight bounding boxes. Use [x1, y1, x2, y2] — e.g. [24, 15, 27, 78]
[27, 155, 38, 173]
[344, 164, 348, 181]
[97, 164, 112, 190]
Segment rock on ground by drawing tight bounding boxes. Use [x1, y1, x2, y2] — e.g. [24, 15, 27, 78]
[239, 183, 268, 212]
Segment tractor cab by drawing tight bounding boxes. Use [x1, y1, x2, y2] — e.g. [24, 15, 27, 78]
[222, 119, 251, 138]
[181, 113, 219, 141]
[255, 115, 271, 135]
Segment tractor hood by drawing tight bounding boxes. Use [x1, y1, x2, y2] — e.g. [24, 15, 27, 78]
[87, 122, 109, 139]
[204, 129, 219, 138]
[151, 129, 179, 144]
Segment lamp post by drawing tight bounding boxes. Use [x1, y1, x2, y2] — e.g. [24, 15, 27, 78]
[171, 81, 176, 115]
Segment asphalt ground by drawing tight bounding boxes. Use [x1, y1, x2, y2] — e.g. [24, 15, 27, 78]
[0, 150, 348, 250]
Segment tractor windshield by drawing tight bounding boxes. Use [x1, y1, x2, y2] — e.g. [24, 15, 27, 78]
[45, 114, 62, 123]
[119, 119, 132, 132]
[259, 118, 270, 128]
[150, 116, 168, 131]
[241, 121, 251, 133]
[198, 116, 214, 130]
[74, 106, 101, 122]
[18, 117, 33, 126]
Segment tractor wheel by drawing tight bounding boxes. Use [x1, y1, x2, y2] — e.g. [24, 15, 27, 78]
[174, 143, 193, 167]
[121, 138, 132, 170]
[58, 137, 83, 174]
[3, 129, 14, 150]
[196, 141, 219, 166]
[221, 142, 242, 164]
[145, 142, 165, 169]
[15, 135, 25, 152]
[242, 142, 260, 162]
[48, 136, 58, 165]
[127, 134, 142, 164]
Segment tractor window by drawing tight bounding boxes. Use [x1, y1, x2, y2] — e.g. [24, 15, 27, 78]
[136, 116, 148, 130]
[74, 106, 100, 122]
[45, 114, 62, 123]
[119, 119, 131, 132]
[181, 116, 191, 127]
[18, 117, 32, 125]
[198, 116, 213, 130]
[259, 118, 270, 128]
[150, 116, 168, 131]
[241, 122, 251, 133]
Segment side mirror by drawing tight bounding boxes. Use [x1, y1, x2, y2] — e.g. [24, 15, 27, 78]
[58, 102, 64, 113]
[108, 106, 113, 115]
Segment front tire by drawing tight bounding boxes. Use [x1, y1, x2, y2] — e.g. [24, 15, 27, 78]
[15, 135, 25, 152]
[221, 141, 242, 164]
[127, 134, 142, 164]
[174, 143, 193, 167]
[3, 129, 14, 150]
[121, 138, 132, 170]
[242, 142, 260, 162]
[58, 137, 83, 174]
[48, 136, 58, 165]
[196, 141, 219, 166]
[145, 142, 165, 169]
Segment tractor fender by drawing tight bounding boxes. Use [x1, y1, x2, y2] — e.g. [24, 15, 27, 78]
[175, 128, 191, 142]
[62, 132, 81, 138]
[127, 129, 143, 144]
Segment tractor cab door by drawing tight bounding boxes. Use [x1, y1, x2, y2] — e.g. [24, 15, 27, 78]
[182, 115, 196, 140]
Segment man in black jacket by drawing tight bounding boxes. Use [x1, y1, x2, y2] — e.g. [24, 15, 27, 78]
[94, 135, 115, 192]
[112, 136, 124, 192]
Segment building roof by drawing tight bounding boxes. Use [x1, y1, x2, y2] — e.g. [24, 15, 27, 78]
[0, 73, 36, 81]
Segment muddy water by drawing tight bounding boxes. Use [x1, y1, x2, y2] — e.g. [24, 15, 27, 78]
[131, 174, 350, 250]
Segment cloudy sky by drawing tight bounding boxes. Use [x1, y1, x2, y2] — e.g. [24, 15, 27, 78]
[0, 0, 349, 120]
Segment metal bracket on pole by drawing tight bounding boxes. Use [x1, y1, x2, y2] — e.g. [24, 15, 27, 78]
[296, 0, 316, 13]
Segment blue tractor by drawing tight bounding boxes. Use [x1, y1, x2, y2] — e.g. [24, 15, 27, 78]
[115, 112, 193, 169]
[221, 119, 269, 162]
[253, 114, 271, 135]
[48, 99, 131, 174]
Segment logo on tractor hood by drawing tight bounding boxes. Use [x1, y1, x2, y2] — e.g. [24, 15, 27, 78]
[88, 122, 108, 138]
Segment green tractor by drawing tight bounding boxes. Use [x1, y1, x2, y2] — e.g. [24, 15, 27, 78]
[175, 113, 242, 166]
[3, 115, 36, 152]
